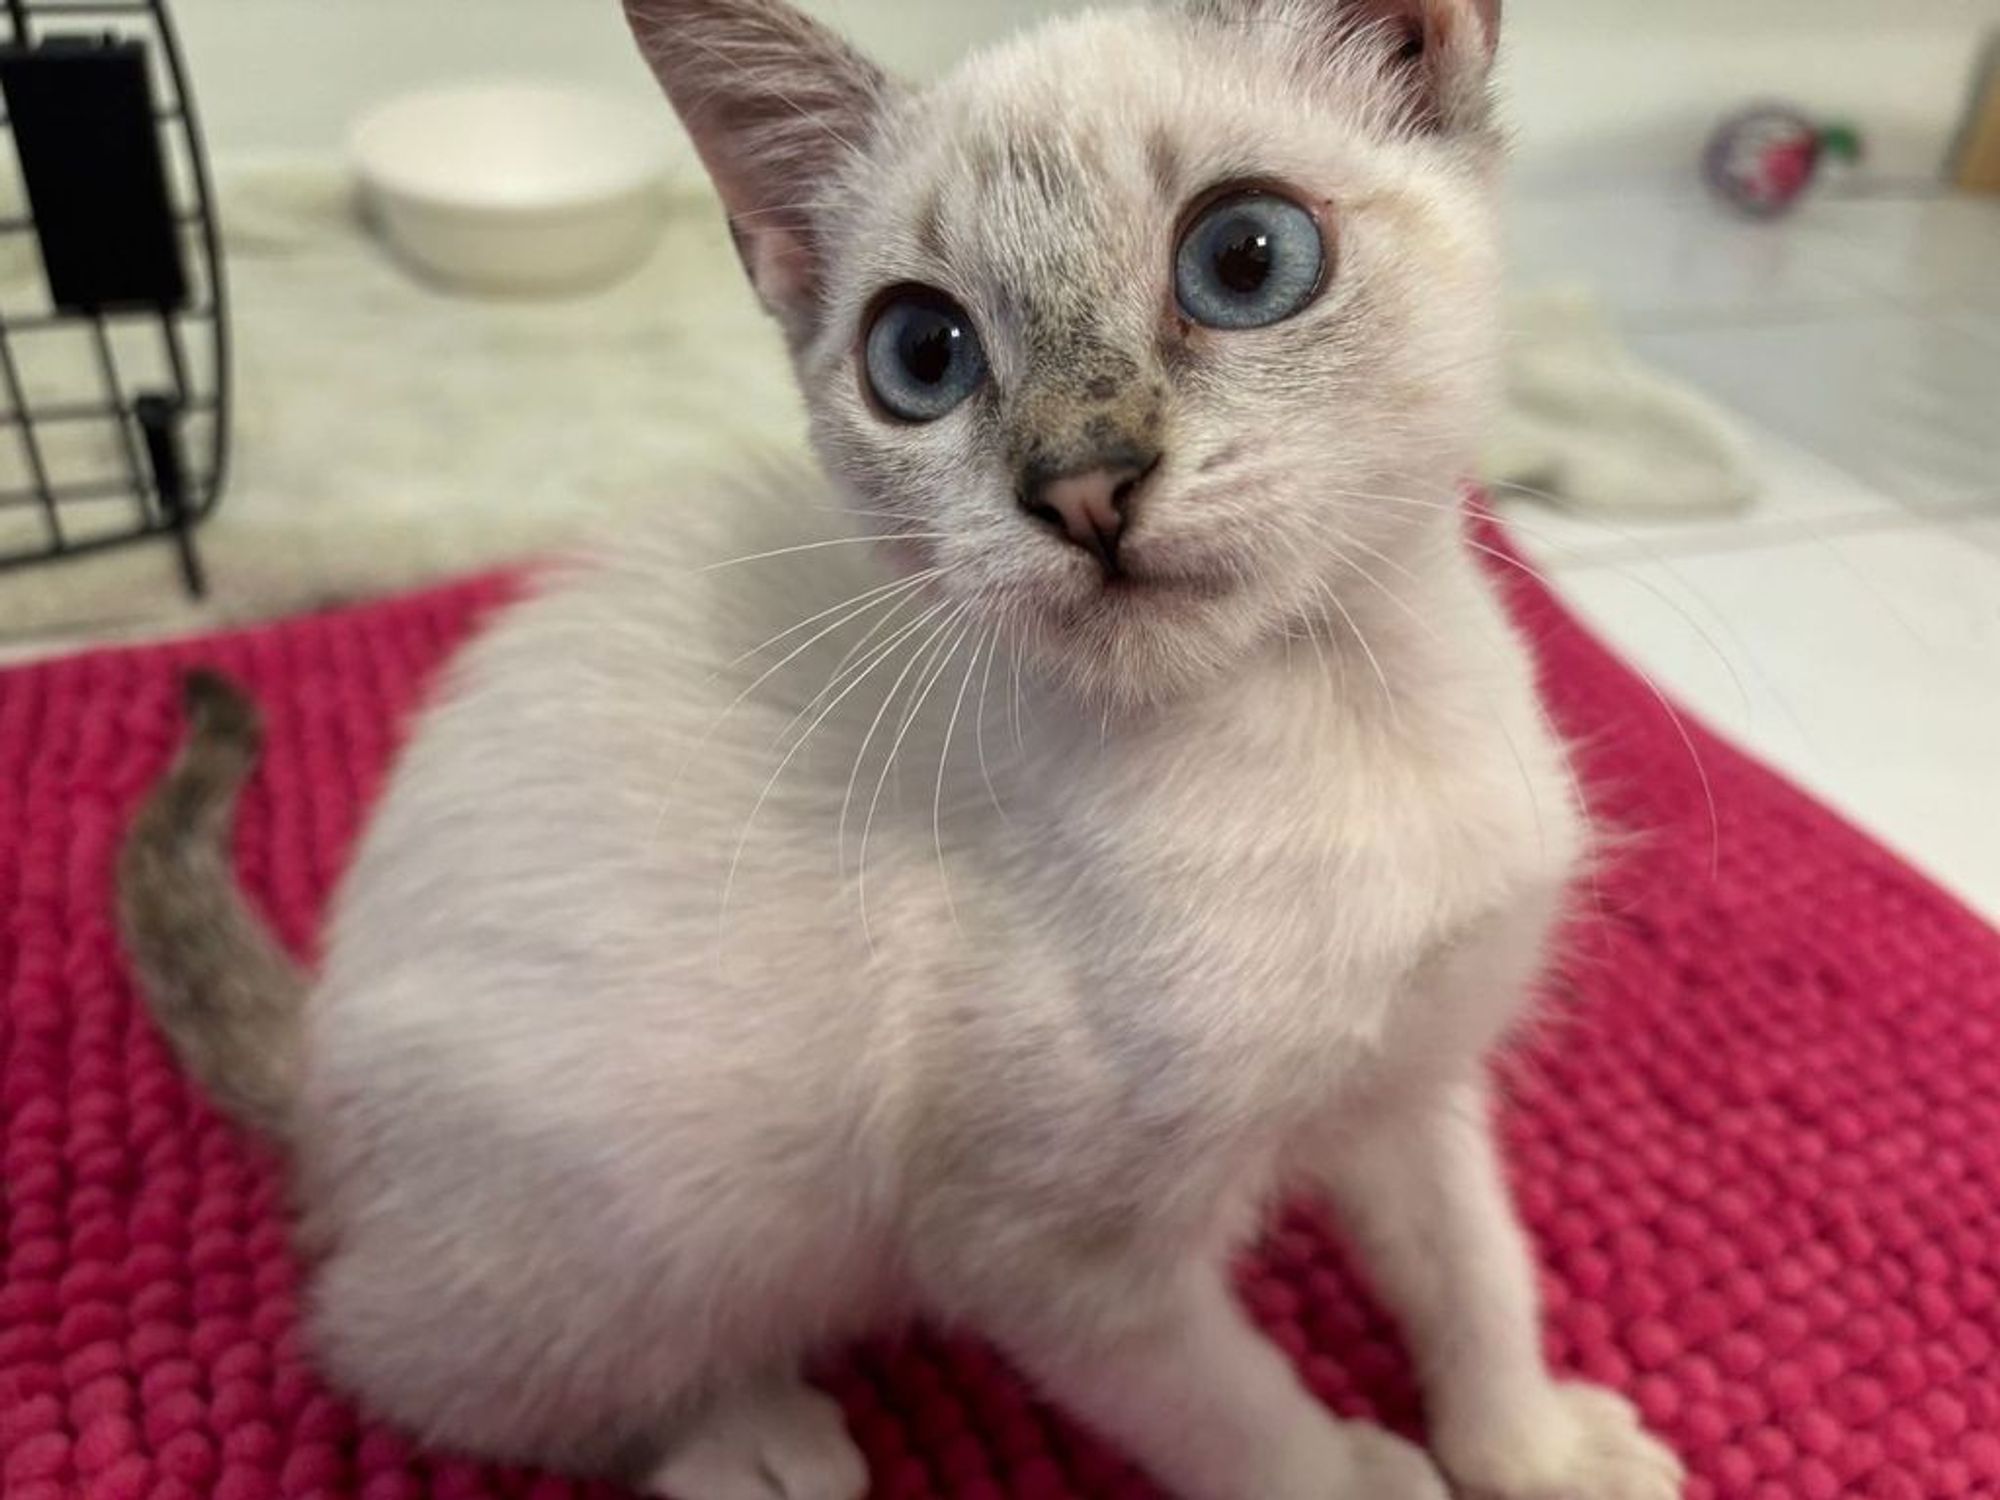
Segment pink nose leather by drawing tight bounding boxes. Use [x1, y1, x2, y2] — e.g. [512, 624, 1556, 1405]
[1022, 457, 1155, 571]
[1039, 469, 1130, 554]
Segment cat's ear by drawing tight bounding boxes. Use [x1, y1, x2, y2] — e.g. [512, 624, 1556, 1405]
[1199, 0, 1501, 137]
[623, 0, 894, 335]
[1346, 0, 1500, 134]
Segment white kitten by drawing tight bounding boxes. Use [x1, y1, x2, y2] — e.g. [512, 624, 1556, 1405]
[121, 2, 1685, 1498]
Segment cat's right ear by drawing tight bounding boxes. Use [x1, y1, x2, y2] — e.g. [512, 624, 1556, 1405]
[623, 0, 893, 339]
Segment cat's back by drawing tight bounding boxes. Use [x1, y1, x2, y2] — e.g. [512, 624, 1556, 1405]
[309, 466, 962, 1112]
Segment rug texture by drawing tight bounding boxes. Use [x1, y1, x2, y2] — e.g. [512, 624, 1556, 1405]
[2, 544, 1997, 1500]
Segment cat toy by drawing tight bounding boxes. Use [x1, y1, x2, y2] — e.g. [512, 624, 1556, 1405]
[1702, 104, 1863, 218]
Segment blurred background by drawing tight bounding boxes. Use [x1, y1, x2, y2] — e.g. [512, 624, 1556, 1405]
[169, 0, 1994, 189]
[1, 0, 1996, 913]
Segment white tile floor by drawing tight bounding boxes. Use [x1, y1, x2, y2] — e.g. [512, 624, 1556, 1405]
[1500, 189, 2000, 922]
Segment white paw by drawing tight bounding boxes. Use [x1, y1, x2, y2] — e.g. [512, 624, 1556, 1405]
[646, 1383, 868, 1500]
[1437, 1383, 1685, 1500]
[1337, 1424, 1454, 1500]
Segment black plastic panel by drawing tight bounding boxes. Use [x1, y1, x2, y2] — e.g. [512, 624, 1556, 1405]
[0, 38, 188, 312]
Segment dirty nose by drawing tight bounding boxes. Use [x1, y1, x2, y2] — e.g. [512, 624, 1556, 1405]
[1019, 451, 1160, 573]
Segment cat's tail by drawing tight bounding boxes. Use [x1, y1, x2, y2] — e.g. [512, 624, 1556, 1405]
[118, 670, 308, 1142]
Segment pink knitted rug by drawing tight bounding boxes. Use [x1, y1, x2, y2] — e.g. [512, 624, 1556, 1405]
[3, 542, 1997, 1500]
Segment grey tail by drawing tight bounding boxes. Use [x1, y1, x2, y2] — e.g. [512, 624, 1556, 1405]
[118, 670, 308, 1141]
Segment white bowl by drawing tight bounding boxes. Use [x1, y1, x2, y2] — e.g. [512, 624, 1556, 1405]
[352, 82, 671, 296]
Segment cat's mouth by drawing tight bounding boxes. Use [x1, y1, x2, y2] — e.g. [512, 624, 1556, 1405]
[1101, 564, 1231, 600]
[1051, 550, 1236, 626]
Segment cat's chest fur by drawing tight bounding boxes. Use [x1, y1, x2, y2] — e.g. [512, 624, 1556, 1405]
[975, 569, 1582, 1104]
[891, 582, 1579, 1257]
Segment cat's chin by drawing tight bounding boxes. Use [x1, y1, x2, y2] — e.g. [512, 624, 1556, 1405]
[1019, 567, 1265, 710]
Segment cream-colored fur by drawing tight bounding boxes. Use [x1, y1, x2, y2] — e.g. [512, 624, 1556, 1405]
[143, 2, 1686, 1497]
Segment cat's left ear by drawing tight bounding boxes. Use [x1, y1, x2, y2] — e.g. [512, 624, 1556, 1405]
[1345, 0, 1500, 135]
[1200, 0, 1500, 137]
[623, 0, 895, 339]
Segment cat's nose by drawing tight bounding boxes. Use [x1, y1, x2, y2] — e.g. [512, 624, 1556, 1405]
[1018, 450, 1160, 573]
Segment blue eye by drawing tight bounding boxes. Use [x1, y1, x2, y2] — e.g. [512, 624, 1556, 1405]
[1175, 191, 1327, 330]
[864, 288, 989, 423]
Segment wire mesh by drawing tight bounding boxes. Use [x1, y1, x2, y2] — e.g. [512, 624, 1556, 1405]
[0, 0, 228, 593]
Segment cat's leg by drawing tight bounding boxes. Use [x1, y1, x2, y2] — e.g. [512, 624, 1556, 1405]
[1313, 1076, 1684, 1500]
[951, 1253, 1448, 1500]
[641, 1378, 867, 1500]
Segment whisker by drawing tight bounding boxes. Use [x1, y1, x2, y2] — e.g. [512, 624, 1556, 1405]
[1458, 532, 1723, 880]
[1008, 629, 1031, 752]
[1297, 580, 1335, 688]
[688, 570, 926, 754]
[702, 533, 946, 572]
[772, 594, 954, 760]
[933, 624, 988, 931]
[1349, 477, 1763, 730]
[722, 568, 937, 671]
[1312, 573, 1400, 733]
[654, 573, 934, 852]
[715, 600, 943, 957]
[1316, 523, 1565, 863]
[972, 626, 1013, 826]
[859, 610, 976, 948]
[1482, 473, 1832, 760]
[823, 578, 935, 688]
[839, 599, 965, 880]
[1320, 480, 1731, 874]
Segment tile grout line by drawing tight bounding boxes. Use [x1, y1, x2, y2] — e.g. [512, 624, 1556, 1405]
[1530, 507, 1954, 576]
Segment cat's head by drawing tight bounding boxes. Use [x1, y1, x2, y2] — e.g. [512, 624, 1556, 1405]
[627, 0, 1505, 708]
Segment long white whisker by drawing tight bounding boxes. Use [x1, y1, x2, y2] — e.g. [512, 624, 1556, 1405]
[1008, 629, 1029, 753]
[1297, 582, 1335, 687]
[770, 596, 954, 761]
[825, 576, 935, 687]
[702, 534, 947, 573]
[1459, 532, 1722, 879]
[1314, 574, 1400, 732]
[679, 571, 925, 773]
[1349, 478, 1762, 730]
[933, 625, 987, 931]
[721, 568, 937, 671]
[859, 610, 975, 949]
[654, 577, 931, 855]
[1319, 481, 1727, 874]
[1485, 472, 1836, 765]
[972, 626, 1012, 826]
[839, 599, 963, 879]
[1328, 534, 1555, 860]
[715, 603, 940, 958]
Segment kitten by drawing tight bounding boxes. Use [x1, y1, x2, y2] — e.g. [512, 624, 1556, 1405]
[120, 1, 1686, 1497]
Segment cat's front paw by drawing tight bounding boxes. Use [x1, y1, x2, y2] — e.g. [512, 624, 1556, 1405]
[1326, 1424, 1453, 1500]
[1436, 1382, 1684, 1500]
[1262, 1419, 1450, 1500]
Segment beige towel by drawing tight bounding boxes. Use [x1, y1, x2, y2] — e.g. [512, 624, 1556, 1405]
[1484, 286, 1760, 517]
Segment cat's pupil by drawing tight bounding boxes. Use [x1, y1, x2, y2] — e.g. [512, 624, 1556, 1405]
[901, 315, 958, 386]
[1213, 219, 1273, 295]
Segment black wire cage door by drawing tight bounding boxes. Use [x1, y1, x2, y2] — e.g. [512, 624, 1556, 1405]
[0, 0, 229, 597]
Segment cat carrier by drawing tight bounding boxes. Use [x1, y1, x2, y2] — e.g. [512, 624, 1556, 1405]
[0, 0, 228, 596]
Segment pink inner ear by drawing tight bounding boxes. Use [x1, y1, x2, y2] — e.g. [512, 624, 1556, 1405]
[728, 213, 817, 317]
[1353, 0, 1501, 58]
[1470, 0, 1501, 50]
